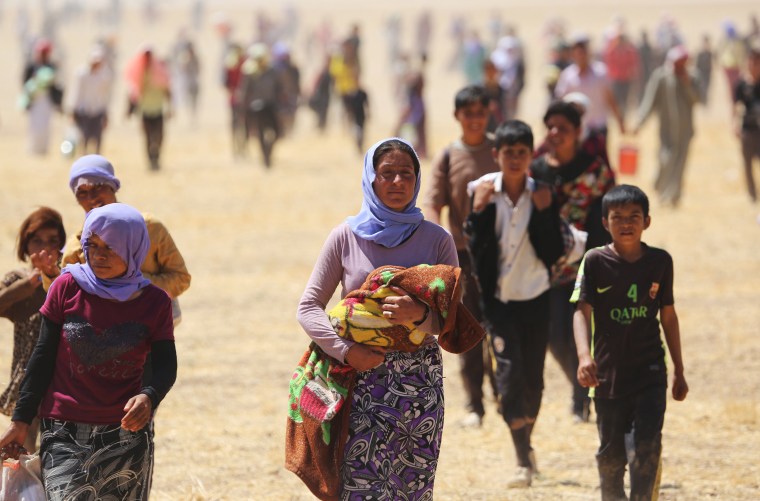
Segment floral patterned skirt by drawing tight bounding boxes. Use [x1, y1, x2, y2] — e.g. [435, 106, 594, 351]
[340, 343, 444, 501]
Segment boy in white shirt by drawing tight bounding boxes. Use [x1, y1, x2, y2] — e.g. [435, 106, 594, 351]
[465, 120, 565, 488]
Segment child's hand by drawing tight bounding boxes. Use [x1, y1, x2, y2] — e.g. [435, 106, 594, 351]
[577, 355, 599, 388]
[30, 249, 61, 278]
[531, 185, 552, 210]
[671, 372, 689, 401]
[472, 181, 495, 213]
[122, 394, 153, 432]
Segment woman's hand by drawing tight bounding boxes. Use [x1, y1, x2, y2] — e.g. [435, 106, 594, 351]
[0, 421, 30, 460]
[122, 394, 153, 432]
[381, 286, 427, 325]
[30, 249, 61, 278]
[345, 344, 387, 372]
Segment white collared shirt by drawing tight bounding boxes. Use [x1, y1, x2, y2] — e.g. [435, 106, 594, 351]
[70, 65, 113, 115]
[468, 173, 551, 303]
[554, 61, 610, 129]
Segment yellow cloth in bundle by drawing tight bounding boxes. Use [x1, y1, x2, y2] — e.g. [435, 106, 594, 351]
[328, 285, 427, 352]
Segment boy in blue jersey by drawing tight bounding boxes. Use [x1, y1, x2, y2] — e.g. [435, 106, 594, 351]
[571, 184, 688, 501]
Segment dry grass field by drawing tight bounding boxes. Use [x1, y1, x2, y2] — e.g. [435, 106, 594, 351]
[0, 1, 759, 499]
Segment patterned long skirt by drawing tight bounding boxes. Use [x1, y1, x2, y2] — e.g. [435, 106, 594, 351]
[39, 419, 154, 501]
[340, 343, 445, 501]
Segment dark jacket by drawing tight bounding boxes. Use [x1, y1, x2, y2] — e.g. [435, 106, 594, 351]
[464, 189, 565, 310]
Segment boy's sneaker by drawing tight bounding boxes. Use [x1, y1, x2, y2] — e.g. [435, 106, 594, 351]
[528, 450, 540, 476]
[507, 466, 532, 488]
[459, 411, 483, 429]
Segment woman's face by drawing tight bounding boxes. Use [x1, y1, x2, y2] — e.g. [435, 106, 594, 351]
[85, 234, 127, 280]
[26, 227, 62, 261]
[75, 184, 117, 213]
[372, 150, 417, 211]
[545, 114, 581, 155]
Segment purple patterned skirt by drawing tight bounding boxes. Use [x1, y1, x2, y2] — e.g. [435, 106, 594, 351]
[340, 343, 444, 501]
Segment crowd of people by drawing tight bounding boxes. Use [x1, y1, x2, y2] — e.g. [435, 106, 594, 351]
[1, 3, 758, 500]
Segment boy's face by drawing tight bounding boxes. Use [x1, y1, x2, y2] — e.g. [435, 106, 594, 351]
[493, 143, 533, 182]
[454, 102, 489, 139]
[603, 203, 651, 246]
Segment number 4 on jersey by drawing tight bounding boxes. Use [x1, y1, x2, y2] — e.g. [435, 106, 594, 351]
[627, 284, 638, 303]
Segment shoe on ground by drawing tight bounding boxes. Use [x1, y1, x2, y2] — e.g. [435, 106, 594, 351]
[528, 450, 539, 476]
[459, 411, 483, 429]
[507, 466, 532, 488]
[572, 399, 591, 423]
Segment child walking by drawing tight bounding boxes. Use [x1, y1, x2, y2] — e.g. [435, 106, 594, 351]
[466, 120, 566, 488]
[0, 203, 177, 500]
[425, 84, 499, 428]
[572, 185, 688, 501]
[0, 207, 66, 453]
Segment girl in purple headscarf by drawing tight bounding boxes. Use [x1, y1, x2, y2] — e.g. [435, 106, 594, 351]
[297, 138, 458, 499]
[0, 203, 177, 501]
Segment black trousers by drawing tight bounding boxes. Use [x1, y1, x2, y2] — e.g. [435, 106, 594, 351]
[73, 111, 106, 153]
[456, 250, 495, 417]
[483, 290, 550, 424]
[741, 129, 760, 201]
[246, 104, 279, 167]
[595, 385, 666, 501]
[141, 113, 164, 168]
[548, 282, 590, 416]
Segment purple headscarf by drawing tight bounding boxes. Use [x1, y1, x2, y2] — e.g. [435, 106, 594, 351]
[63, 203, 150, 301]
[68, 154, 121, 193]
[346, 137, 424, 247]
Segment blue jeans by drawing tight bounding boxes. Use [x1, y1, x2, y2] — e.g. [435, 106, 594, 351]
[594, 385, 667, 501]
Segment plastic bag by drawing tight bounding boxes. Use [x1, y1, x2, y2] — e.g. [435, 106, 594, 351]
[0, 454, 45, 501]
[60, 125, 80, 159]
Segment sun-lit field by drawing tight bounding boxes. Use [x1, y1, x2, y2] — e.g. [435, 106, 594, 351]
[1, 1, 759, 499]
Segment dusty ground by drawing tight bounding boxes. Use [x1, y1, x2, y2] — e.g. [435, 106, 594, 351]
[0, 1, 759, 500]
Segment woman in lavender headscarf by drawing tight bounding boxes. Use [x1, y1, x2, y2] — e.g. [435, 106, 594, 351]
[297, 138, 458, 499]
[0, 203, 177, 501]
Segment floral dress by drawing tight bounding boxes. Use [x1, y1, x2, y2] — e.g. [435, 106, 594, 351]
[531, 151, 616, 286]
[0, 270, 45, 414]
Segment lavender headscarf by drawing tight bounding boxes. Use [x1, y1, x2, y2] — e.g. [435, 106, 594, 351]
[346, 138, 424, 247]
[63, 203, 150, 301]
[68, 154, 121, 193]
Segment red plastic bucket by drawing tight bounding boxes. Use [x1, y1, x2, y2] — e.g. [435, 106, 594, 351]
[618, 144, 638, 175]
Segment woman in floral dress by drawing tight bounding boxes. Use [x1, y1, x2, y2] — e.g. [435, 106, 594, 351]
[530, 100, 616, 423]
[0, 207, 66, 452]
[297, 138, 457, 499]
